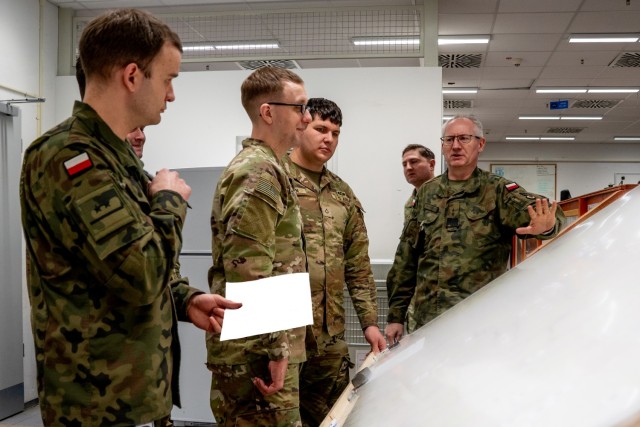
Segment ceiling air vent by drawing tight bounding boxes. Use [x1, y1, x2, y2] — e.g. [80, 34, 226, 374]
[439, 54, 482, 68]
[444, 100, 473, 109]
[546, 127, 584, 134]
[609, 52, 640, 67]
[571, 99, 620, 109]
[237, 59, 300, 70]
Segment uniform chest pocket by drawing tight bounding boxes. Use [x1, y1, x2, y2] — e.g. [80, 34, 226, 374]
[464, 206, 500, 247]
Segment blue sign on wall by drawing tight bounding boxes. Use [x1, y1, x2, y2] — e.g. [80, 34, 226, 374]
[550, 100, 569, 110]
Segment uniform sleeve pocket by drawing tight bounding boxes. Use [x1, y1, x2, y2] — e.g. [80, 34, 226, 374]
[73, 181, 149, 260]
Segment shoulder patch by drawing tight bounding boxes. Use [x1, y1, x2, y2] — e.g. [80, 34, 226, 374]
[506, 182, 519, 191]
[64, 152, 93, 177]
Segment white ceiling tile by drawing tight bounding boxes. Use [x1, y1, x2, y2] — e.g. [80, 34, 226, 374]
[569, 11, 640, 33]
[484, 51, 552, 67]
[498, 0, 583, 13]
[493, 13, 573, 34]
[438, 0, 498, 14]
[438, 13, 494, 35]
[489, 34, 561, 52]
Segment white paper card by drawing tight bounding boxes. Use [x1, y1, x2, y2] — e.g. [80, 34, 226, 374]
[220, 272, 313, 341]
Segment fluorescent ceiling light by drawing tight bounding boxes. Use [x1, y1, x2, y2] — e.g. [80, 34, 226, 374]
[438, 35, 490, 45]
[442, 115, 454, 121]
[442, 88, 478, 94]
[614, 136, 640, 141]
[183, 40, 280, 51]
[587, 88, 640, 93]
[536, 88, 587, 94]
[560, 116, 602, 120]
[540, 136, 576, 141]
[569, 33, 639, 43]
[505, 136, 541, 141]
[536, 87, 640, 94]
[351, 36, 419, 46]
[519, 116, 561, 120]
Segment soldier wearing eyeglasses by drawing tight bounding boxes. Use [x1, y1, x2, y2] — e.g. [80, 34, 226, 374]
[385, 114, 566, 344]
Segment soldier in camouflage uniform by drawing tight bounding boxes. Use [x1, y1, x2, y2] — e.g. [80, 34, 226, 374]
[386, 115, 566, 344]
[206, 67, 311, 427]
[284, 98, 386, 426]
[400, 144, 436, 333]
[20, 9, 241, 427]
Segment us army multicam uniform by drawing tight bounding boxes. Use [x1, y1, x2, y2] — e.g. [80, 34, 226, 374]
[284, 158, 379, 426]
[206, 138, 307, 427]
[20, 102, 202, 426]
[403, 188, 419, 333]
[387, 167, 566, 330]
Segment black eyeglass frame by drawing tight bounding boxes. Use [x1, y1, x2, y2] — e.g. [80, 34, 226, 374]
[440, 134, 481, 145]
[266, 101, 310, 115]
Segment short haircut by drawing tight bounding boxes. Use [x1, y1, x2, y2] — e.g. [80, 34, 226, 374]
[442, 114, 484, 138]
[78, 8, 182, 82]
[307, 98, 342, 126]
[75, 57, 85, 99]
[402, 144, 434, 160]
[240, 66, 305, 116]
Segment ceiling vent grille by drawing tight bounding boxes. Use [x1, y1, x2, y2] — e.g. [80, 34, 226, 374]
[439, 54, 482, 68]
[546, 127, 584, 134]
[571, 99, 620, 109]
[237, 59, 300, 70]
[609, 52, 640, 67]
[444, 100, 473, 109]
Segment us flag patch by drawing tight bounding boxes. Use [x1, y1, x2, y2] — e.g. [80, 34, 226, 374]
[506, 182, 519, 191]
[64, 152, 93, 176]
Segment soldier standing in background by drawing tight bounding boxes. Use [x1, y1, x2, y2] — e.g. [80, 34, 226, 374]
[206, 66, 311, 426]
[20, 9, 240, 426]
[400, 144, 436, 333]
[284, 98, 386, 426]
[386, 115, 566, 344]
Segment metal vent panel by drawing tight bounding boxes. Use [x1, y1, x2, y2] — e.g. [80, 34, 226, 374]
[439, 53, 482, 68]
[546, 127, 584, 134]
[237, 59, 299, 70]
[571, 99, 620, 109]
[444, 100, 473, 109]
[72, 6, 424, 64]
[609, 52, 640, 67]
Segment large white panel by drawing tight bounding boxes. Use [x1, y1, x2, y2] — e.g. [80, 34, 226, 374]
[343, 186, 640, 427]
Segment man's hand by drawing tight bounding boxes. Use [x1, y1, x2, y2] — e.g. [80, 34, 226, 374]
[516, 198, 558, 236]
[187, 294, 242, 333]
[253, 358, 288, 396]
[148, 168, 191, 201]
[385, 322, 404, 346]
[364, 326, 387, 354]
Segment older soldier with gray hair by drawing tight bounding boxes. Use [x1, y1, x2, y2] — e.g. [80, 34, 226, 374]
[285, 98, 386, 426]
[20, 9, 241, 427]
[385, 115, 565, 344]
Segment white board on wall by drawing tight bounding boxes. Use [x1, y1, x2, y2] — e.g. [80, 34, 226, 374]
[491, 163, 557, 200]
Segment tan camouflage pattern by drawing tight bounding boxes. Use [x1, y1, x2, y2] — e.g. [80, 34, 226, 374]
[284, 159, 376, 425]
[209, 358, 302, 427]
[285, 158, 378, 338]
[298, 332, 352, 427]
[206, 139, 307, 425]
[387, 167, 566, 329]
[20, 102, 202, 426]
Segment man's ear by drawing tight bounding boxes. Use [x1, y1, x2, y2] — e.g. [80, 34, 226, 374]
[122, 63, 140, 92]
[258, 103, 273, 124]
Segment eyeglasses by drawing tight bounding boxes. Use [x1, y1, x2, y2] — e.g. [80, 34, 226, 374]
[267, 102, 310, 115]
[440, 134, 480, 145]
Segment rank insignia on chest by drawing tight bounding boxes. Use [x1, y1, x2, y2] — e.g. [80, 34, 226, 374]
[64, 152, 93, 176]
[506, 182, 519, 191]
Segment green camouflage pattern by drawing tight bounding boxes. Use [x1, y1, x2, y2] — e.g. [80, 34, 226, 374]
[206, 139, 307, 425]
[298, 332, 352, 427]
[19, 102, 202, 426]
[209, 359, 302, 426]
[387, 167, 566, 329]
[285, 158, 378, 338]
[403, 189, 419, 333]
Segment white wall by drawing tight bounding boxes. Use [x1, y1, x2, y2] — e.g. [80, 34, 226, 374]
[479, 142, 640, 199]
[56, 67, 444, 260]
[1, 0, 59, 404]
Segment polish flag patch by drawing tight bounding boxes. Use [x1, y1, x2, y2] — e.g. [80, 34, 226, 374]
[64, 152, 93, 176]
[506, 182, 519, 191]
